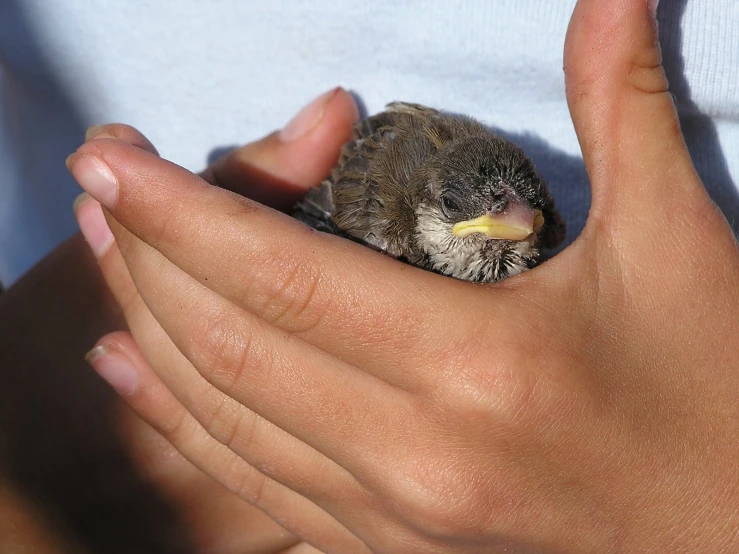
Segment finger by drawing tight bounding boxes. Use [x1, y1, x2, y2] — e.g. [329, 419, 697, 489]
[87, 331, 370, 554]
[200, 87, 358, 211]
[106, 216, 414, 483]
[85, 123, 159, 155]
[75, 193, 221, 412]
[74, 196, 370, 520]
[564, 0, 711, 224]
[67, 138, 483, 390]
[277, 543, 328, 554]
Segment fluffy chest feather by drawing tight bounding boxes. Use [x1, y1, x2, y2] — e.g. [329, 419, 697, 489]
[413, 202, 537, 282]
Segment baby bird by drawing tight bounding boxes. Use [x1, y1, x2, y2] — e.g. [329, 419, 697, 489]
[294, 102, 565, 283]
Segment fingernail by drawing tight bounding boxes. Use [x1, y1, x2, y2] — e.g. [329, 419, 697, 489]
[72, 191, 89, 214]
[86, 344, 138, 396]
[279, 87, 341, 142]
[75, 194, 114, 258]
[67, 153, 118, 209]
[85, 125, 107, 141]
[648, 0, 659, 16]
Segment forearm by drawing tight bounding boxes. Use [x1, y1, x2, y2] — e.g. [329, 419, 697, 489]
[0, 235, 302, 553]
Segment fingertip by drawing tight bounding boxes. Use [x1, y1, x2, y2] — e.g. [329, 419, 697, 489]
[273, 86, 358, 187]
[202, 87, 359, 206]
[71, 137, 179, 213]
[74, 194, 114, 258]
[323, 86, 360, 137]
[86, 334, 139, 396]
[85, 125, 106, 141]
[72, 191, 91, 215]
[85, 123, 159, 156]
[279, 87, 341, 143]
[278, 87, 358, 144]
[304, 85, 359, 150]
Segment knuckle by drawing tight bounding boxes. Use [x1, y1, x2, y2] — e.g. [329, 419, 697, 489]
[424, 320, 556, 440]
[225, 409, 258, 453]
[444, 348, 550, 429]
[100, 123, 158, 153]
[383, 456, 502, 541]
[236, 467, 267, 507]
[105, 123, 137, 137]
[194, 310, 271, 393]
[216, 452, 264, 505]
[565, 4, 667, 98]
[626, 42, 669, 95]
[202, 397, 254, 451]
[158, 406, 190, 440]
[428, 324, 533, 417]
[257, 260, 327, 334]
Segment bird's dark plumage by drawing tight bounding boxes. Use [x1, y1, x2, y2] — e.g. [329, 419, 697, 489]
[294, 102, 565, 282]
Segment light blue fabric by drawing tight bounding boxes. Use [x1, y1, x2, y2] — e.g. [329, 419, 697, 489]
[1, 0, 737, 285]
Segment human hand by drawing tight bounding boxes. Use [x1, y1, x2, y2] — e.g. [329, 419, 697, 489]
[72, 89, 359, 554]
[68, 1, 739, 553]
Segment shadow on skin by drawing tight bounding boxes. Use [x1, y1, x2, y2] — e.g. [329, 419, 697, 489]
[205, 146, 319, 211]
[0, 237, 196, 553]
[0, 1, 197, 552]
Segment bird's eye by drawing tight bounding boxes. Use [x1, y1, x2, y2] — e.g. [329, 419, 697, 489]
[441, 196, 461, 218]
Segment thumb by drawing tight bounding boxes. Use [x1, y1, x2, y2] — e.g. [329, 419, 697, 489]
[564, 0, 707, 224]
[201, 87, 359, 211]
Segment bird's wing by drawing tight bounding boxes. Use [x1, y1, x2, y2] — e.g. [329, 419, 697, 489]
[321, 106, 435, 258]
[293, 179, 394, 255]
[351, 102, 443, 138]
[294, 102, 441, 258]
[292, 124, 398, 255]
[385, 101, 441, 117]
[293, 181, 342, 234]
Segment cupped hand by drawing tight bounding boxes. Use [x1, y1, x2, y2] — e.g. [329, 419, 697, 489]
[72, 87, 359, 554]
[68, 1, 739, 553]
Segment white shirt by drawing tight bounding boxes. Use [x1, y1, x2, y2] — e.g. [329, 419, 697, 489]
[1, 0, 737, 285]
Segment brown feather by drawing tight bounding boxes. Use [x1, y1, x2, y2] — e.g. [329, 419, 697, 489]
[293, 102, 565, 282]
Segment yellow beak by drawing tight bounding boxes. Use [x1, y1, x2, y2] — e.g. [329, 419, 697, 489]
[452, 210, 544, 241]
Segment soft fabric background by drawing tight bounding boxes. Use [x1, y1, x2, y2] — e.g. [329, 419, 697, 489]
[1, 0, 737, 285]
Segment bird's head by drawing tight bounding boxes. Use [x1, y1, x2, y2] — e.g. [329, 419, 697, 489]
[414, 135, 565, 282]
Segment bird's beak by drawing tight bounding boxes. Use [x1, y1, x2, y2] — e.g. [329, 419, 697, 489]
[452, 205, 544, 240]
